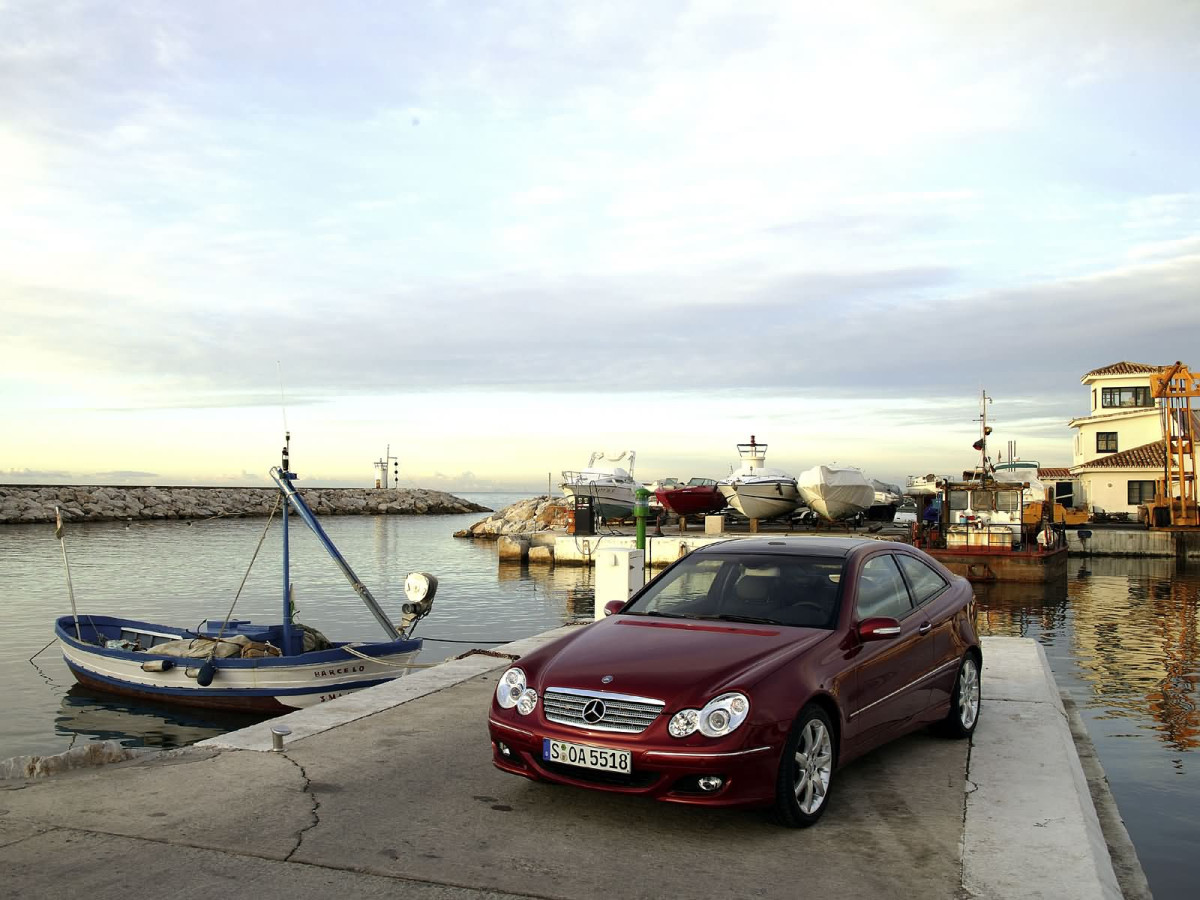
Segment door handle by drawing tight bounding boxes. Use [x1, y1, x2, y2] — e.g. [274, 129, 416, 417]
[918, 622, 932, 635]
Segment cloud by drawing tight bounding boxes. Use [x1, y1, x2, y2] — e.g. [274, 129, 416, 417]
[1, 0, 1198, 487]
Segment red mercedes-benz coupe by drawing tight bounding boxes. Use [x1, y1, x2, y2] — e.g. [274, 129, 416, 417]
[488, 536, 981, 826]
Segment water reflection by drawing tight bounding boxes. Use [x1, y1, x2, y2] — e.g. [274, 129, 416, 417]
[975, 558, 1200, 753]
[55, 685, 276, 750]
[974, 580, 1069, 640]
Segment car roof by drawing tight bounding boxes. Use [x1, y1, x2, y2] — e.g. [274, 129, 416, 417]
[693, 535, 905, 558]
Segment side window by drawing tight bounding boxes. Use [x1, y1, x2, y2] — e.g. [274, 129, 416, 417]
[895, 554, 948, 605]
[855, 555, 914, 620]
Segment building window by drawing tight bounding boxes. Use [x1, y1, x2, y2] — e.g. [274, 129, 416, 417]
[1096, 432, 1118, 453]
[1128, 481, 1156, 504]
[1055, 482, 1075, 507]
[1101, 386, 1151, 408]
[1092, 388, 1097, 411]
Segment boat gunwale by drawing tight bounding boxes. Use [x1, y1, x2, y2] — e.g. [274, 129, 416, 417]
[54, 614, 422, 668]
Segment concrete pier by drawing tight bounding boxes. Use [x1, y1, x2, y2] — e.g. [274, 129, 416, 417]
[0, 636, 1142, 899]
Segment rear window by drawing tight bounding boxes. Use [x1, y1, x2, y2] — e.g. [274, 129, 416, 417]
[895, 553, 948, 604]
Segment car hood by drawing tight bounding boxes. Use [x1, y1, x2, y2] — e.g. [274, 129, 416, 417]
[529, 615, 829, 703]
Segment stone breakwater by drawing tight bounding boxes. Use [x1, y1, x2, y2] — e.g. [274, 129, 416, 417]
[0, 485, 490, 525]
[455, 495, 569, 539]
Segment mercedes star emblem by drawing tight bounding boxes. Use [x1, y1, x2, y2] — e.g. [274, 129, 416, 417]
[582, 699, 606, 724]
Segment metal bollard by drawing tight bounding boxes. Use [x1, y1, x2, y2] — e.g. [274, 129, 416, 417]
[270, 724, 292, 751]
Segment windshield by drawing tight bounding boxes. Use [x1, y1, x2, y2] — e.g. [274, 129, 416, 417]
[624, 553, 844, 629]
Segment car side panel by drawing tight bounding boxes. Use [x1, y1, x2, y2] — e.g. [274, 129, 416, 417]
[841, 609, 933, 760]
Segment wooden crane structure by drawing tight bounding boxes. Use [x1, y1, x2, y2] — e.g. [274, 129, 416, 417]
[1146, 361, 1200, 528]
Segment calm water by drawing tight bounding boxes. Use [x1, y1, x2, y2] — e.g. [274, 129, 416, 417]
[1, 500, 1197, 898]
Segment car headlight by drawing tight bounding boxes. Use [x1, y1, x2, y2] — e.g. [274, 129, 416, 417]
[496, 667, 525, 708]
[496, 667, 538, 715]
[668, 692, 750, 738]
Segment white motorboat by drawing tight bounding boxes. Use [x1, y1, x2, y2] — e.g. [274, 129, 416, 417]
[867, 478, 904, 520]
[717, 436, 801, 520]
[561, 451, 639, 521]
[797, 464, 876, 521]
[905, 473, 943, 496]
[869, 478, 902, 507]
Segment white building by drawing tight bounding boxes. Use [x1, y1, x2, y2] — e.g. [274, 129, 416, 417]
[1068, 361, 1166, 516]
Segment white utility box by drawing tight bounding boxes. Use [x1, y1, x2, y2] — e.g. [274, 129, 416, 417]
[594, 547, 645, 619]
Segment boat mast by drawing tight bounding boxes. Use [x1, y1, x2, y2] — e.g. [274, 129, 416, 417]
[976, 391, 992, 478]
[270, 447, 401, 641]
[280, 432, 296, 656]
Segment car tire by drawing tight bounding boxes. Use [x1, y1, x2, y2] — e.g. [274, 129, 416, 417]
[938, 654, 981, 739]
[773, 704, 836, 828]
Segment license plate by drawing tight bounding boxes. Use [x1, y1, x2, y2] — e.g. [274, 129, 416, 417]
[543, 738, 631, 774]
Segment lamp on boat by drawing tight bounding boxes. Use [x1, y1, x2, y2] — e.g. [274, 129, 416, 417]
[400, 572, 438, 635]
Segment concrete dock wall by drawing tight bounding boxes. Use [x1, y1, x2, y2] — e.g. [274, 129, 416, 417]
[551, 529, 1194, 566]
[1066, 527, 1183, 558]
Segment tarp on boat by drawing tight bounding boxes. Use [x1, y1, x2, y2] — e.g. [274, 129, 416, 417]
[147, 634, 282, 659]
[796, 465, 876, 520]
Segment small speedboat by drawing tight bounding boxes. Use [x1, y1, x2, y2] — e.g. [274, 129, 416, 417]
[655, 477, 727, 517]
[717, 437, 801, 520]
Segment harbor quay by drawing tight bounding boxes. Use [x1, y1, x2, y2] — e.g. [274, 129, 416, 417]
[492, 521, 1200, 567]
[0, 635, 1146, 900]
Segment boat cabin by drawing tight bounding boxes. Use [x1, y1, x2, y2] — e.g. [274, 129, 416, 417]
[924, 477, 1052, 551]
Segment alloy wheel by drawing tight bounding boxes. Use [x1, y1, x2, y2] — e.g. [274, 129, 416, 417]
[958, 658, 980, 730]
[793, 718, 833, 814]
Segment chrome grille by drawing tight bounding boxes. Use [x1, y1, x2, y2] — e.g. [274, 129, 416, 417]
[543, 687, 665, 734]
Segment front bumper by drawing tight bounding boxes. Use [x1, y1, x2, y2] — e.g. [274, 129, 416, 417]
[488, 714, 782, 808]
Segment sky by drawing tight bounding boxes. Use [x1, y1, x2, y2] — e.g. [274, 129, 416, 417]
[2, 0, 1199, 493]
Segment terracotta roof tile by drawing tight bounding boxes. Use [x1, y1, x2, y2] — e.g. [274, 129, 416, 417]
[1082, 361, 1164, 380]
[1074, 441, 1165, 470]
[1038, 467, 1072, 479]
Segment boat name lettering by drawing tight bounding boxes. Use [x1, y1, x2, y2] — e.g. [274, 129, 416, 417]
[313, 664, 366, 678]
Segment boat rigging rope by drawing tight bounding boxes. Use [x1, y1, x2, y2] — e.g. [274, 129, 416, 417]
[210, 495, 282, 644]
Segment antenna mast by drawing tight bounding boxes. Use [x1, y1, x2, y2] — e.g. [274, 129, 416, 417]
[374, 444, 399, 489]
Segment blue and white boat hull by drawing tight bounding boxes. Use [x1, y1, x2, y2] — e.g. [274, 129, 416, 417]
[56, 615, 421, 712]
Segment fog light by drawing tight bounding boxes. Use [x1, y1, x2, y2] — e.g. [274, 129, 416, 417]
[497, 741, 512, 758]
[697, 775, 724, 792]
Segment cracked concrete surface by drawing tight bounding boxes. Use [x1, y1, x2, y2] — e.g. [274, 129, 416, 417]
[0, 635, 1135, 900]
[275, 751, 320, 862]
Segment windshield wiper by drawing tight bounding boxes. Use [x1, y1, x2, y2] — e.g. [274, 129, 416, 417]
[699, 614, 784, 626]
[629, 610, 690, 619]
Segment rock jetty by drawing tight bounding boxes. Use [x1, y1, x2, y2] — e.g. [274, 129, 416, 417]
[0, 485, 489, 525]
[455, 496, 570, 539]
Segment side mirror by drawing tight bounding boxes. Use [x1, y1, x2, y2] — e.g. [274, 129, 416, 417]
[603, 600, 625, 617]
[858, 617, 901, 641]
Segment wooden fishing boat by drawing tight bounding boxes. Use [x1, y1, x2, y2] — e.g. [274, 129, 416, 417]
[53, 435, 438, 712]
